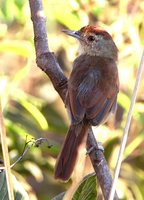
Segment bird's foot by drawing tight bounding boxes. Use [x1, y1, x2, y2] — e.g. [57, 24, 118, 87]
[86, 142, 104, 155]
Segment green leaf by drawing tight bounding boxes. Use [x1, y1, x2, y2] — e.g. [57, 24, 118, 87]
[5, 118, 33, 139]
[46, 0, 81, 29]
[0, 40, 33, 57]
[130, 183, 144, 200]
[118, 91, 130, 112]
[20, 99, 49, 131]
[104, 137, 120, 161]
[72, 173, 97, 200]
[123, 131, 144, 160]
[0, 171, 29, 200]
[0, 0, 28, 23]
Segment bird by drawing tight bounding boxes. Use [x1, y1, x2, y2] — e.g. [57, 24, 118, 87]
[54, 25, 119, 181]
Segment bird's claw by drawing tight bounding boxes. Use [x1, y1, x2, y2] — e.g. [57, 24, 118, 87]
[86, 142, 104, 155]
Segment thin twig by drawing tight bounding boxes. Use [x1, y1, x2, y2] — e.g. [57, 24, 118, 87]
[0, 137, 50, 171]
[0, 102, 14, 200]
[109, 50, 144, 200]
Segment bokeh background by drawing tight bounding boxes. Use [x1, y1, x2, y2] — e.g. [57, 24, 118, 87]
[0, 0, 144, 199]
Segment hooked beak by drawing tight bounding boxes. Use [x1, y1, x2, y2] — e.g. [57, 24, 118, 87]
[62, 29, 82, 41]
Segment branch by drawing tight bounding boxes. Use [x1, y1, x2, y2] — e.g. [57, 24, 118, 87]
[28, 0, 118, 199]
[87, 129, 118, 200]
[0, 138, 51, 171]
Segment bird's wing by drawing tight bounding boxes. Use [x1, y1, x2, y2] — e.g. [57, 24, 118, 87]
[67, 55, 119, 125]
[77, 68, 118, 125]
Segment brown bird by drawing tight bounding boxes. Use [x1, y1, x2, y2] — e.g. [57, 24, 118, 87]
[54, 25, 119, 181]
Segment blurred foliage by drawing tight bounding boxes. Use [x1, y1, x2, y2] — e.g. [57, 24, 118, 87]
[0, 0, 144, 199]
[0, 171, 29, 200]
[72, 173, 97, 200]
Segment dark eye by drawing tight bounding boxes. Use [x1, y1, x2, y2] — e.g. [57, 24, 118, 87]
[87, 35, 95, 42]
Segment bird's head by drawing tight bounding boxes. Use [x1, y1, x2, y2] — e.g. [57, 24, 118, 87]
[63, 25, 118, 60]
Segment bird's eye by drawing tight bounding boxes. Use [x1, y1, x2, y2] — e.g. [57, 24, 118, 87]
[87, 35, 95, 42]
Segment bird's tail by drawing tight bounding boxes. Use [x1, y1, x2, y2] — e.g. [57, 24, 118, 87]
[54, 123, 89, 181]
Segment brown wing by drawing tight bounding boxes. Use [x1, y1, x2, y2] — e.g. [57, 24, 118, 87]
[67, 55, 119, 125]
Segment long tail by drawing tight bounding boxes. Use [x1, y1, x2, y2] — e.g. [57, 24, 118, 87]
[54, 123, 89, 181]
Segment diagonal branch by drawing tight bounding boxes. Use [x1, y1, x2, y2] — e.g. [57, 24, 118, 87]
[28, 0, 118, 199]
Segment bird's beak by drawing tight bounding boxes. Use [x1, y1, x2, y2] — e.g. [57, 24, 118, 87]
[62, 29, 82, 40]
